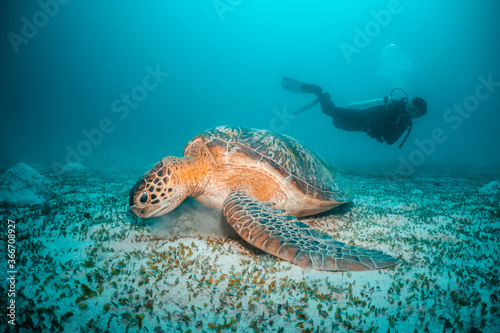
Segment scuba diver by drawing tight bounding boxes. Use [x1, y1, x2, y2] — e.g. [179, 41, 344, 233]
[281, 77, 427, 148]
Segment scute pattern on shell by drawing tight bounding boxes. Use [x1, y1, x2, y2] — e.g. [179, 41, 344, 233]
[188, 126, 353, 203]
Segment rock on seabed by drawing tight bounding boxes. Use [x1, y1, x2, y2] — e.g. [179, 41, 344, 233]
[0, 162, 54, 204]
[479, 180, 500, 195]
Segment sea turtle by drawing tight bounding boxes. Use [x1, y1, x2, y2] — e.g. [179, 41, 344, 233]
[129, 126, 398, 271]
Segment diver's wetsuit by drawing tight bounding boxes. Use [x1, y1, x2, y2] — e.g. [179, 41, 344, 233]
[304, 84, 412, 145]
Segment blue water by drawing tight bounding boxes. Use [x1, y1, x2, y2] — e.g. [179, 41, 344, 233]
[1, 2, 500, 332]
[1, 0, 499, 171]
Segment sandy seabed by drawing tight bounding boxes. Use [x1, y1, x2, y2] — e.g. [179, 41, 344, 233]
[0, 165, 499, 332]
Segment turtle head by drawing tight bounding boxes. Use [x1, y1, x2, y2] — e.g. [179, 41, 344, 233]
[129, 157, 189, 218]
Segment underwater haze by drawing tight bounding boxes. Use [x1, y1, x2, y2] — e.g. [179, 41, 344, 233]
[1, 0, 500, 170]
[2, 1, 500, 332]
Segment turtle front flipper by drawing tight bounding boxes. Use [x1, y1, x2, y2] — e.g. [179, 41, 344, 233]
[222, 191, 399, 271]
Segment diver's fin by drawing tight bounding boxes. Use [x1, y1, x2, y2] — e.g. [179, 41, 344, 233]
[293, 98, 319, 115]
[281, 76, 308, 93]
[223, 191, 399, 271]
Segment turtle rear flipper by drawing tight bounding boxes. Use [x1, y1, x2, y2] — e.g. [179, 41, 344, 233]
[223, 191, 399, 271]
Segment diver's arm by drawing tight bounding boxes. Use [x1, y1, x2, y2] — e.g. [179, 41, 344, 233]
[381, 100, 412, 145]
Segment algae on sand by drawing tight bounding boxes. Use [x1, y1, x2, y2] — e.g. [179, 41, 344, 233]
[1, 166, 499, 332]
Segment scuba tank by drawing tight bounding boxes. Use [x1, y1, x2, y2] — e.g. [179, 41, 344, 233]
[347, 98, 386, 109]
[347, 88, 408, 109]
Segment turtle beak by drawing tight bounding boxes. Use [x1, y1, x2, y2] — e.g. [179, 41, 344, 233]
[130, 202, 176, 219]
[130, 205, 147, 218]
[130, 205, 159, 218]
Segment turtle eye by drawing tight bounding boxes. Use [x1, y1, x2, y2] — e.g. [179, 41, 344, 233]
[139, 191, 149, 204]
